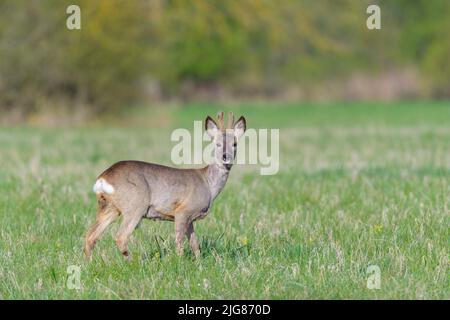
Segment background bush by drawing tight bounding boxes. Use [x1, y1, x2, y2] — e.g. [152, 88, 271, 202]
[0, 0, 448, 117]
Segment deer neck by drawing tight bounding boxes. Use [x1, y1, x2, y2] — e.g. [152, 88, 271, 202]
[203, 163, 230, 200]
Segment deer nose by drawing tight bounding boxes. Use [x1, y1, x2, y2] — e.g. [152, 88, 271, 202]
[222, 154, 232, 163]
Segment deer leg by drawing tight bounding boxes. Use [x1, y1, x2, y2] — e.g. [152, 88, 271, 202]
[115, 209, 145, 259]
[84, 205, 120, 260]
[174, 214, 189, 256]
[187, 222, 200, 259]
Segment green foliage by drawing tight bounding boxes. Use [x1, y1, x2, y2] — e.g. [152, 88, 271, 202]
[65, 0, 152, 111]
[390, 0, 450, 95]
[155, 0, 376, 86]
[0, 0, 151, 114]
[0, 1, 449, 116]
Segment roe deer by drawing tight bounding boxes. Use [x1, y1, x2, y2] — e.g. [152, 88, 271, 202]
[84, 112, 246, 259]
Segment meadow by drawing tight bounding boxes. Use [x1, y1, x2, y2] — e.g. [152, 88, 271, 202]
[0, 102, 448, 299]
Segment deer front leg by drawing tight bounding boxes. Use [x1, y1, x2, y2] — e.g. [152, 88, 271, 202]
[187, 222, 200, 259]
[174, 214, 189, 256]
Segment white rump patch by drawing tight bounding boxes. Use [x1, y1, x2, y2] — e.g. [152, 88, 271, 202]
[93, 178, 115, 194]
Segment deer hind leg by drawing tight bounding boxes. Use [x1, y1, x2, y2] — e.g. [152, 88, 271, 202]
[187, 222, 200, 259]
[114, 206, 147, 259]
[84, 196, 120, 260]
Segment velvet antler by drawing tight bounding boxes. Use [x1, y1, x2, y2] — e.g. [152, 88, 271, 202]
[216, 111, 225, 131]
[216, 111, 235, 132]
[227, 112, 235, 130]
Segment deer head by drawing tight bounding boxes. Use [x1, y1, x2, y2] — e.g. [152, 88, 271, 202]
[205, 111, 246, 170]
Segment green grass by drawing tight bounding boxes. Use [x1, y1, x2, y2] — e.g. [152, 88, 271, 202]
[0, 102, 449, 299]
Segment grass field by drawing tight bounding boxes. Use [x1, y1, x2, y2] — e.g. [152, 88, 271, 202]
[0, 102, 448, 299]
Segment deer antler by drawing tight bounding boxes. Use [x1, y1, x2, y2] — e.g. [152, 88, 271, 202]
[227, 112, 235, 130]
[216, 111, 235, 132]
[216, 111, 225, 131]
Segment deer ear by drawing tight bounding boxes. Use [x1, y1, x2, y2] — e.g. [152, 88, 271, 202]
[205, 116, 219, 138]
[233, 116, 246, 139]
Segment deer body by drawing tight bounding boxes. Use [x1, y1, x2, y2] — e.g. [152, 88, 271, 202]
[96, 161, 227, 223]
[84, 112, 246, 260]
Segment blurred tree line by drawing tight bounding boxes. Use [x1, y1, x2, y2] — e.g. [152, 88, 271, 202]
[0, 0, 448, 117]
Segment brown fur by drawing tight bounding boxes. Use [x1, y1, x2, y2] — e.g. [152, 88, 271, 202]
[84, 113, 246, 260]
